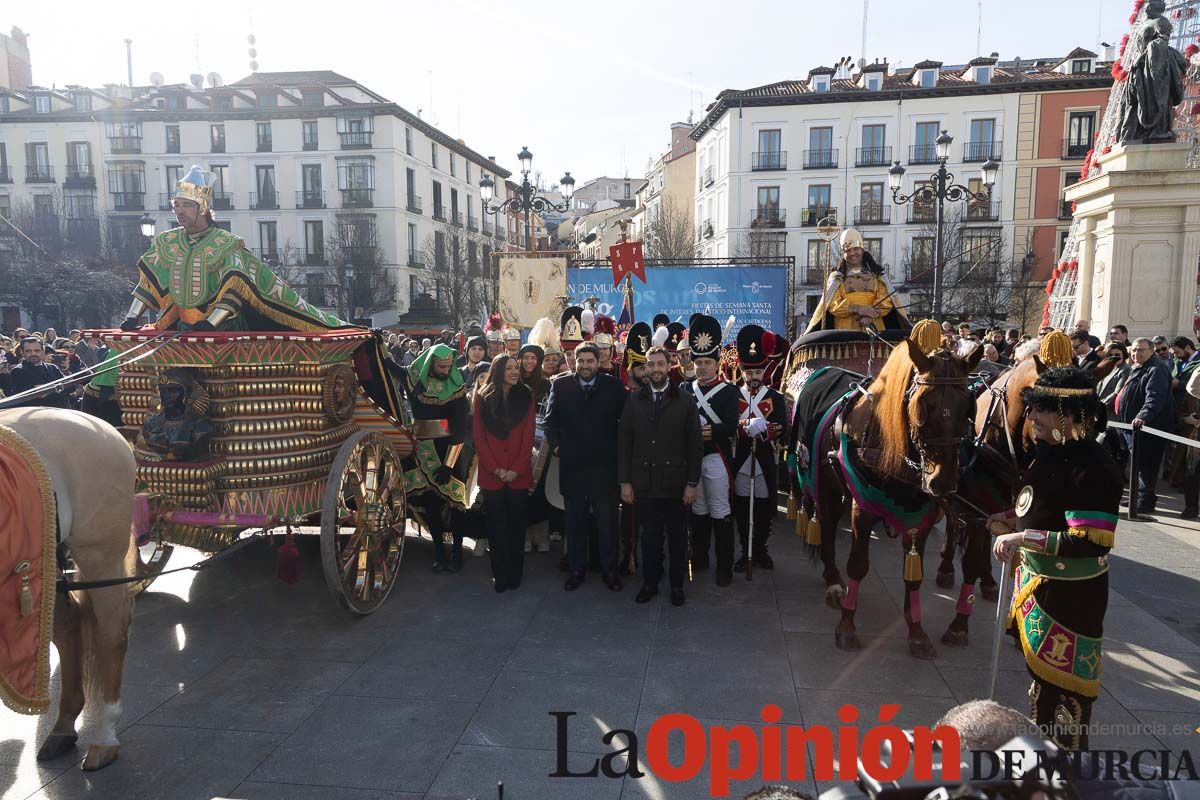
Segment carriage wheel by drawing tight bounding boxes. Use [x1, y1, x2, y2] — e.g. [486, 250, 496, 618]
[320, 430, 407, 614]
[131, 537, 174, 595]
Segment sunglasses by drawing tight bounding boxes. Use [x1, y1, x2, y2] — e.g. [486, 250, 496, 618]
[1156, 348, 1169, 354]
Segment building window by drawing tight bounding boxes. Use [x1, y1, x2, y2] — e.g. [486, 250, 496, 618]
[405, 127, 413, 156]
[165, 124, 180, 153]
[73, 92, 92, 111]
[914, 121, 940, 163]
[1071, 59, 1092, 74]
[256, 92, 278, 108]
[450, 152, 457, 177]
[1057, 230, 1070, 259]
[807, 239, 831, 270]
[254, 165, 277, 208]
[0, 96, 8, 113]
[919, 69, 937, 88]
[164, 165, 183, 205]
[432, 181, 444, 219]
[466, 162, 472, 184]
[65, 142, 91, 181]
[911, 237, 935, 280]
[1066, 111, 1095, 157]
[624, 181, 631, 199]
[865, 73, 882, 91]
[25, 143, 51, 181]
[105, 121, 142, 154]
[813, 75, 830, 92]
[211, 124, 226, 152]
[305, 273, 327, 305]
[302, 120, 318, 150]
[35, 95, 50, 113]
[302, 90, 323, 107]
[258, 221, 278, 261]
[107, 163, 145, 209]
[431, 142, 439, 170]
[863, 237, 884, 264]
[861, 124, 887, 164]
[336, 115, 373, 148]
[256, 122, 272, 151]
[974, 66, 991, 84]
[807, 185, 832, 218]
[213, 95, 232, 111]
[64, 190, 95, 220]
[305, 220, 325, 263]
[408, 222, 418, 265]
[967, 118, 996, 161]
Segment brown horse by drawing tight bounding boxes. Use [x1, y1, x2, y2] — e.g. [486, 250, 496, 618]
[795, 339, 983, 659]
[935, 352, 1118, 647]
[0, 407, 136, 771]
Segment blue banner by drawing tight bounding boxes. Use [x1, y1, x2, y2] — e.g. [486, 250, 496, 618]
[567, 265, 788, 332]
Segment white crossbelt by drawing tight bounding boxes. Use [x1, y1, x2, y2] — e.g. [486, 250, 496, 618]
[691, 380, 725, 424]
[739, 385, 769, 422]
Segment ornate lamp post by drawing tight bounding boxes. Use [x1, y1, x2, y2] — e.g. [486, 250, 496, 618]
[888, 130, 1000, 320]
[139, 212, 156, 239]
[479, 146, 574, 252]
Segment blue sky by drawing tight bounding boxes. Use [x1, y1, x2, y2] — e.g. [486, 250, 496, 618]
[14, 0, 1129, 184]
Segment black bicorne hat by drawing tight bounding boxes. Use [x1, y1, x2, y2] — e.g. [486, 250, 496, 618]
[665, 321, 687, 352]
[652, 313, 670, 329]
[626, 321, 653, 367]
[736, 324, 774, 369]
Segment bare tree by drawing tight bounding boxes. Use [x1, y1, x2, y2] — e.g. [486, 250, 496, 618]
[415, 229, 490, 330]
[643, 196, 700, 260]
[730, 228, 789, 260]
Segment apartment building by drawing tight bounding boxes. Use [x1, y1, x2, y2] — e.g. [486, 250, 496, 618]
[690, 49, 1112, 323]
[0, 70, 511, 327]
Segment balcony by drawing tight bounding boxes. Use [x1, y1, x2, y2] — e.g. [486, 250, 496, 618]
[341, 188, 373, 208]
[802, 266, 828, 285]
[908, 144, 939, 165]
[108, 136, 142, 154]
[212, 193, 233, 211]
[407, 249, 423, 267]
[339, 131, 373, 149]
[800, 206, 837, 227]
[0, 166, 10, 183]
[964, 140, 1002, 162]
[65, 217, 100, 247]
[452, 210, 463, 228]
[64, 164, 95, 187]
[856, 146, 892, 167]
[303, 139, 318, 152]
[964, 201, 1001, 222]
[751, 151, 787, 171]
[249, 191, 279, 210]
[467, 215, 479, 232]
[211, 139, 226, 154]
[803, 149, 838, 169]
[1058, 199, 1074, 221]
[256, 139, 273, 153]
[905, 262, 934, 284]
[908, 205, 935, 224]
[703, 166, 714, 187]
[407, 194, 422, 214]
[111, 191, 145, 211]
[1062, 139, 1090, 160]
[252, 247, 281, 265]
[854, 205, 891, 225]
[701, 218, 714, 239]
[751, 208, 786, 227]
[482, 220, 493, 236]
[26, 165, 54, 183]
[433, 205, 446, 222]
[304, 248, 327, 266]
[296, 190, 326, 209]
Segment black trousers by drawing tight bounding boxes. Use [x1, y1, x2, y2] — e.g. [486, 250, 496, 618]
[1128, 431, 1167, 511]
[565, 469, 618, 575]
[1030, 677, 1094, 751]
[732, 495, 774, 555]
[639, 497, 688, 590]
[484, 488, 528, 589]
[422, 493, 462, 563]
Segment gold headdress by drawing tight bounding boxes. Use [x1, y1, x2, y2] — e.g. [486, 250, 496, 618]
[174, 165, 216, 217]
[908, 319, 944, 355]
[1038, 330, 1074, 369]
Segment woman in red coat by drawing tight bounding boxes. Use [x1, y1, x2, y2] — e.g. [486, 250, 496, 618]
[472, 355, 536, 592]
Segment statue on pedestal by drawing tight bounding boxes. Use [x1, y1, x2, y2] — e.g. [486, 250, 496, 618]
[1117, 0, 1189, 145]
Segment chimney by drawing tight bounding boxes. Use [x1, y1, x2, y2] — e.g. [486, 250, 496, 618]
[1101, 42, 1115, 62]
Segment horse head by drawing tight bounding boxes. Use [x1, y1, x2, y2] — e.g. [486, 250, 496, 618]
[905, 341, 984, 496]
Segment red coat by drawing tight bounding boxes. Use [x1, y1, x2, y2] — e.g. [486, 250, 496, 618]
[472, 397, 536, 491]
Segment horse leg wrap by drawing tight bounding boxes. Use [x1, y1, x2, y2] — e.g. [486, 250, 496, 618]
[956, 584, 975, 616]
[842, 578, 861, 611]
[908, 589, 922, 624]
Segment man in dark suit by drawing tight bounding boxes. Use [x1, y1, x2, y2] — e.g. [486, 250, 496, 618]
[544, 342, 627, 591]
[1116, 337, 1175, 516]
[6, 337, 72, 408]
[1071, 330, 1100, 372]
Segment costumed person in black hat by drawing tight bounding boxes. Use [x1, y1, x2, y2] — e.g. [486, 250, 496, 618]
[732, 325, 790, 572]
[685, 314, 741, 586]
[990, 365, 1120, 751]
[805, 228, 910, 334]
[625, 321, 652, 392]
[560, 305, 585, 374]
[387, 344, 471, 573]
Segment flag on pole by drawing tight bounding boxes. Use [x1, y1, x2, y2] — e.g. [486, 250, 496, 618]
[616, 275, 635, 333]
[610, 241, 646, 286]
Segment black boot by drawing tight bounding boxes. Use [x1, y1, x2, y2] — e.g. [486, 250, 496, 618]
[1183, 475, 1199, 518]
[713, 516, 735, 586]
[752, 498, 774, 570]
[690, 513, 712, 570]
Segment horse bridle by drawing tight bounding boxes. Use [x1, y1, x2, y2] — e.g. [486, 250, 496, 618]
[902, 358, 972, 492]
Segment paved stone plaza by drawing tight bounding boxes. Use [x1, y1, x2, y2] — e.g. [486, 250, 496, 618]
[2, 495, 1198, 800]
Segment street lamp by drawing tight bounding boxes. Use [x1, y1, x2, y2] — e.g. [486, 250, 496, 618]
[479, 146, 573, 252]
[343, 262, 354, 322]
[888, 130, 999, 321]
[138, 212, 156, 239]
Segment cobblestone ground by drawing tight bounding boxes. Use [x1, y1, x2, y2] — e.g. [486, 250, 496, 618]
[2, 490, 1197, 800]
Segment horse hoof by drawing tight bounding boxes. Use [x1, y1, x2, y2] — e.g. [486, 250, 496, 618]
[81, 744, 120, 772]
[935, 570, 955, 590]
[980, 582, 1000, 603]
[908, 637, 938, 660]
[835, 629, 862, 651]
[941, 628, 969, 648]
[825, 585, 846, 610]
[36, 734, 78, 761]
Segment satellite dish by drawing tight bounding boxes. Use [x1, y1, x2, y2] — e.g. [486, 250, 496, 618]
[249, 60, 259, 72]
[189, 73, 204, 89]
[149, 72, 164, 87]
[247, 34, 256, 45]
[206, 72, 223, 87]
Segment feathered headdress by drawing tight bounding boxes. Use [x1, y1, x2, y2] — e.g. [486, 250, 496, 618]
[528, 317, 562, 355]
[581, 305, 596, 336]
[484, 312, 505, 342]
[592, 315, 617, 348]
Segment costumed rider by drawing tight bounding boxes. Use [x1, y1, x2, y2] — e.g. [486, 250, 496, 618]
[989, 352, 1120, 751]
[387, 344, 471, 573]
[805, 228, 909, 334]
[732, 325, 789, 572]
[686, 314, 741, 586]
[484, 313, 507, 359]
[121, 165, 346, 332]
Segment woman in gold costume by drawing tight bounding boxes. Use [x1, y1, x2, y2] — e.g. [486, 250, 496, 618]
[806, 228, 908, 334]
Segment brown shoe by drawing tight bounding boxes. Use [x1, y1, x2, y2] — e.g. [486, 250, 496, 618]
[564, 571, 585, 591]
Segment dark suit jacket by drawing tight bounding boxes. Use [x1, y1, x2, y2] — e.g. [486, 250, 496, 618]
[6, 361, 70, 408]
[544, 371, 627, 485]
[1117, 360, 1174, 430]
[617, 382, 702, 499]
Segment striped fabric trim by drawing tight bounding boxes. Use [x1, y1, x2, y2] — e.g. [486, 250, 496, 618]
[1065, 510, 1117, 532]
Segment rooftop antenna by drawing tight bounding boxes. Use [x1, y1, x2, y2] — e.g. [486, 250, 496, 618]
[247, 0, 259, 72]
[861, 0, 869, 64]
[124, 38, 133, 86]
[976, 0, 983, 58]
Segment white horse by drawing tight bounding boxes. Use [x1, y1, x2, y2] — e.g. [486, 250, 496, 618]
[1, 407, 136, 771]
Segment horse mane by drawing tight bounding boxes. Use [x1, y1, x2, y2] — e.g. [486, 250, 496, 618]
[869, 339, 919, 477]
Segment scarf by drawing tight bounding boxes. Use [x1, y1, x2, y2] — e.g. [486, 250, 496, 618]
[409, 343, 464, 402]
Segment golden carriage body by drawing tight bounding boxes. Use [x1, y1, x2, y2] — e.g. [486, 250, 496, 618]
[103, 329, 415, 614]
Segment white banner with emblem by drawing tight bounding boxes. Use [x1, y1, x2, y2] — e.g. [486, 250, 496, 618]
[498, 256, 567, 329]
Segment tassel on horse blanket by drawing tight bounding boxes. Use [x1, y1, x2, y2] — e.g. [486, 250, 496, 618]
[903, 539, 923, 582]
[275, 528, 301, 585]
[786, 493, 797, 521]
[805, 515, 822, 546]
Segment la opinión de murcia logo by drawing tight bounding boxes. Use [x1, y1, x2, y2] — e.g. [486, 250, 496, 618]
[549, 705, 1199, 798]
